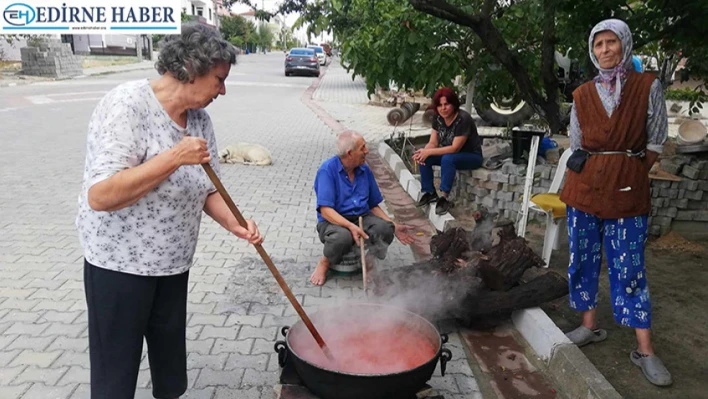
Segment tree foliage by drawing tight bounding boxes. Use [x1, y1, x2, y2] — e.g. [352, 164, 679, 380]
[230, 0, 708, 133]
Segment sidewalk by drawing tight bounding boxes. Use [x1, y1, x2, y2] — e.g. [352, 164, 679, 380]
[0, 60, 156, 88]
[0, 53, 479, 399]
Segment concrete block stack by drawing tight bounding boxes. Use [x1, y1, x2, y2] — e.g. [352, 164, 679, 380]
[453, 160, 560, 223]
[452, 154, 708, 236]
[650, 155, 708, 235]
[21, 40, 83, 79]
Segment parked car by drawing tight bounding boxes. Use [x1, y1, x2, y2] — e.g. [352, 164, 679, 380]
[307, 45, 328, 66]
[284, 48, 320, 77]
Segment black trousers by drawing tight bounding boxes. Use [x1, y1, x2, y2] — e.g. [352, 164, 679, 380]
[316, 213, 395, 264]
[84, 259, 189, 399]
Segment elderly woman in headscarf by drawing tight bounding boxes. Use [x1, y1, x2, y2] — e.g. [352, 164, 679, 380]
[76, 23, 263, 398]
[559, 19, 671, 386]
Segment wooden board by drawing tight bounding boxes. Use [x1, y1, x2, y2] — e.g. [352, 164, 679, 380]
[648, 163, 682, 182]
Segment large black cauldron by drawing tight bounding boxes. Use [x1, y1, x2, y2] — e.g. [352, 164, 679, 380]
[274, 303, 452, 399]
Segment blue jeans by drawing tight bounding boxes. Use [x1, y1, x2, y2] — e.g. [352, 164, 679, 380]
[566, 206, 651, 329]
[419, 152, 483, 194]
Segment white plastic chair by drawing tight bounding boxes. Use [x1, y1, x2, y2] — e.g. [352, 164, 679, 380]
[525, 149, 573, 267]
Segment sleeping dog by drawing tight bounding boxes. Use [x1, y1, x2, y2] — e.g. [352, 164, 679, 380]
[218, 143, 272, 166]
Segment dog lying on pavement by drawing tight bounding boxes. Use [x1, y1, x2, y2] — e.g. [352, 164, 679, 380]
[218, 143, 272, 166]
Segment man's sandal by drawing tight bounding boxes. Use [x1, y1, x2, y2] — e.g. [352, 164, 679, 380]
[630, 351, 673, 387]
[565, 326, 608, 347]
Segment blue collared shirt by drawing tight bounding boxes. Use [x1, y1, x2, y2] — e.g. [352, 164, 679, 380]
[314, 156, 384, 223]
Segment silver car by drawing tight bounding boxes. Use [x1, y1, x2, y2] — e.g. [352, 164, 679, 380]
[284, 48, 320, 77]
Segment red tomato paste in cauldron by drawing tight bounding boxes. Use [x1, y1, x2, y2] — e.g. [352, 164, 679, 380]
[289, 321, 438, 374]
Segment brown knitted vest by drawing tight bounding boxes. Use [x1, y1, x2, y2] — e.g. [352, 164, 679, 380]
[560, 72, 657, 219]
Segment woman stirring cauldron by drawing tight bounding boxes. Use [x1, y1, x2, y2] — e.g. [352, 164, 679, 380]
[77, 23, 263, 398]
[559, 19, 671, 386]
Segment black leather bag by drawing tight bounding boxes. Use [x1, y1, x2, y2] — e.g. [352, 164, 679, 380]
[567, 149, 590, 173]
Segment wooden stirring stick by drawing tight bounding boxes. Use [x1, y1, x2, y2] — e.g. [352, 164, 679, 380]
[201, 163, 336, 363]
[358, 216, 367, 294]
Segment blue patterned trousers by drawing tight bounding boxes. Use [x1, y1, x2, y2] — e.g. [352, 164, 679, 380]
[567, 206, 652, 329]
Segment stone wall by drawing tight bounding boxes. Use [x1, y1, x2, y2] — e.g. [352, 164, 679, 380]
[21, 40, 82, 79]
[452, 154, 708, 236]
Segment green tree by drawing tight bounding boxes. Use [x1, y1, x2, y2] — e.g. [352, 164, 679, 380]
[220, 15, 256, 51]
[230, 0, 708, 133]
[255, 24, 275, 52]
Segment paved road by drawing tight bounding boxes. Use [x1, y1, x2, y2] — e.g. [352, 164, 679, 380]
[0, 53, 478, 399]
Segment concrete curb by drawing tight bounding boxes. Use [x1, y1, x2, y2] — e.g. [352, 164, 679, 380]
[377, 142, 454, 232]
[377, 140, 622, 399]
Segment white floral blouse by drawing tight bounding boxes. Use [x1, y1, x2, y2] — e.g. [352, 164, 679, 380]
[76, 79, 221, 276]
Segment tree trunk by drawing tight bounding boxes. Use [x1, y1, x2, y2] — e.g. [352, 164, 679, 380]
[408, 0, 565, 134]
[455, 270, 568, 324]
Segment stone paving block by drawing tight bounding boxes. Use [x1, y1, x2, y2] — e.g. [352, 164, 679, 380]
[0, 280, 31, 289]
[211, 338, 253, 355]
[9, 350, 61, 368]
[68, 383, 89, 399]
[241, 368, 278, 388]
[50, 352, 89, 368]
[187, 353, 228, 370]
[38, 311, 82, 324]
[0, 365, 26, 385]
[319, 286, 353, 299]
[187, 302, 217, 315]
[187, 339, 215, 355]
[266, 353, 281, 372]
[195, 367, 244, 388]
[225, 314, 264, 328]
[41, 323, 87, 338]
[251, 339, 278, 356]
[428, 374, 461, 393]
[25, 280, 65, 291]
[188, 314, 228, 327]
[454, 373, 481, 394]
[12, 365, 69, 385]
[56, 366, 89, 386]
[0, 383, 32, 399]
[6, 336, 55, 351]
[261, 314, 297, 329]
[0, 334, 17, 351]
[225, 353, 269, 371]
[238, 326, 278, 341]
[4, 322, 50, 337]
[0, 310, 40, 323]
[13, 382, 77, 399]
[247, 304, 285, 317]
[200, 326, 239, 340]
[183, 387, 217, 399]
[0, 289, 38, 300]
[214, 386, 262, 399]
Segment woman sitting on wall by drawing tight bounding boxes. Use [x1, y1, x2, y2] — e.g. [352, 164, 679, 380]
[413, 87, 483, 215]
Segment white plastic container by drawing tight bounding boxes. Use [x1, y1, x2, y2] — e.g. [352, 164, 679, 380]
[677, 120, 707, 145]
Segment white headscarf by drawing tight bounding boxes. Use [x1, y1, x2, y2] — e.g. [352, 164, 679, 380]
[588, 19, 634, 103]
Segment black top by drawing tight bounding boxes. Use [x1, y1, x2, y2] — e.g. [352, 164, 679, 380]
[432, 109, 482, 154]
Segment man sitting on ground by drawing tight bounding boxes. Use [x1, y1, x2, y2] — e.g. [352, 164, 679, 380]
[310, 131, 415, 286]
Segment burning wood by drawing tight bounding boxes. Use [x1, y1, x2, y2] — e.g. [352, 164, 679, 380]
[372, 222, 568, 326]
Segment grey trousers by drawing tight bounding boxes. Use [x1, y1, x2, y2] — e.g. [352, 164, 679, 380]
[316, 213, 395, 264]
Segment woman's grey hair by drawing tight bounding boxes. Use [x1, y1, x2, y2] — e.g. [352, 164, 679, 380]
[336, 131, 363, 157]
[156, 22, 237, 83]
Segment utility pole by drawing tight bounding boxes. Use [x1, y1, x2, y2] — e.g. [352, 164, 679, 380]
[135, 35, 142, 62]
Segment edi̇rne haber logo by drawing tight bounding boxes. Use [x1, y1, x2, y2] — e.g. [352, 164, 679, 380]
[2, 0, 181, 34]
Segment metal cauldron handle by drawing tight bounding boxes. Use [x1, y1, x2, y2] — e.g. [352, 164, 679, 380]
[274, 341, 288, 368]
[439, 348, 453, 376]
[281, 326, 290, 337]
[440, 333, 449, 344]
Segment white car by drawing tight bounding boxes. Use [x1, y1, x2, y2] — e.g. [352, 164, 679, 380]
[307, 45, 327, 66]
